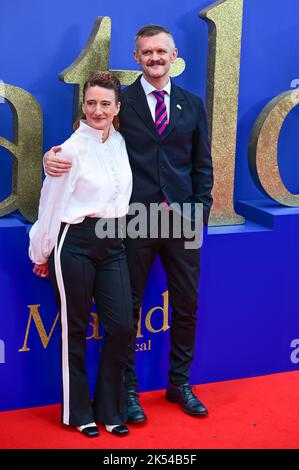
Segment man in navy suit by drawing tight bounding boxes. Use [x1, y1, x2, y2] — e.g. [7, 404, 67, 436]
[45, 24, 213, 424]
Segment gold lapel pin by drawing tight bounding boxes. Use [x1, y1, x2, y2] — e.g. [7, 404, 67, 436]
[176, 104, 182, 110]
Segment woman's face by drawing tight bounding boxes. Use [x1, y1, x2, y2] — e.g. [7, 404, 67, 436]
[82, 85, 120, 131]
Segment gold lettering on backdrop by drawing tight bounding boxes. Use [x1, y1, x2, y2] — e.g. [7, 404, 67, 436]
[136, 339, 152, 352]
[145, 291, 170, 334]
[200, 0, 245, 226]
[0, 84, 42, 222]
[19, 305, 59, 352]
[136, 309, 144, 339]
[136, 291, 170, 337]
[86, 312, 103, 340]
[59, 17, 111, 123]
[249, 90, 299, 206]
[59, 16, 185, 123]
[19, 294, 169, 352]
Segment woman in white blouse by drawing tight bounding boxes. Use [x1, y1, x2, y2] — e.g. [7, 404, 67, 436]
[29, 72, 133, 438]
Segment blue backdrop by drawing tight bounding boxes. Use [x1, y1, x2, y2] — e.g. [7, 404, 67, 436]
[1, 0, 299, 411]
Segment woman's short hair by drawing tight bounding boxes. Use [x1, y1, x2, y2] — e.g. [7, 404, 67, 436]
[83, 71, 121, 103]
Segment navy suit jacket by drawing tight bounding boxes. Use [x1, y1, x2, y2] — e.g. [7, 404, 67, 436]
[119, 76, 213, 224]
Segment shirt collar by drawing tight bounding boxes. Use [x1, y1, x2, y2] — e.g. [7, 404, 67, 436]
[75, 120, 116, 142]
[141, 75, 171, 97]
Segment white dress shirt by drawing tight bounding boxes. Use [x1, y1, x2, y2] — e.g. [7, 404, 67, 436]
[140, 75, 171, 121]
[29, 120, 132, 265]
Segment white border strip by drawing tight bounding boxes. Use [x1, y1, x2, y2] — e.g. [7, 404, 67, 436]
[54, 223, 70, 425]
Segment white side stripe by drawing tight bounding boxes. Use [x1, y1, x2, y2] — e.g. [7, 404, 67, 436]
[54, 224, 70, 425]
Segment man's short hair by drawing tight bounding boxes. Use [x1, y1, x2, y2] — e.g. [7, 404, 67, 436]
[135, 24, 175, 51]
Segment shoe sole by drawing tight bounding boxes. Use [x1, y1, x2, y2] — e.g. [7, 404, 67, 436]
[127, 416, 147, 424]
[81, 431, 100, 437]
[166, 394, 208, 416]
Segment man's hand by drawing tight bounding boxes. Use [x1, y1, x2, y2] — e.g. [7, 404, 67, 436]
[33, 262, 49, 278]
[45, 146, 72, 176]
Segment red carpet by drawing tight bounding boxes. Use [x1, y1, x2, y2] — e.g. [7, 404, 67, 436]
[0, 371, 299, 449]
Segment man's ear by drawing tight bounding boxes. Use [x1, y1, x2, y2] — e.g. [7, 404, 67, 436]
[171, 47, 178, 63]
[134, 50, 141, 64]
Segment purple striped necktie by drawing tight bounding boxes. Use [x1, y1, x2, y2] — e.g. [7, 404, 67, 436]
[152, 90, 168, 137]
[152, 90, 169, 207]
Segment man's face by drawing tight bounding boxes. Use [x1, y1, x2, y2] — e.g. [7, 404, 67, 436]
[134, 32, 178, 83]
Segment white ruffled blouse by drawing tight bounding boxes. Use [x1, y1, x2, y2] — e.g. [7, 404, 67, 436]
[29, 120, 132, 264]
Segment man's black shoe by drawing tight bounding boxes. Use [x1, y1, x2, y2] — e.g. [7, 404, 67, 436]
[166, 383, 208, 416]
[127, 390, 147, 423]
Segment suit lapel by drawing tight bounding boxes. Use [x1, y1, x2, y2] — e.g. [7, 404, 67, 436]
[162, 81, 184, 140]
[126, 77, 184, 141]
[127, 77, 159, 140]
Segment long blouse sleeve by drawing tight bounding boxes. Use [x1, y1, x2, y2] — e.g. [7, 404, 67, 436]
[29, 139, 79, 264]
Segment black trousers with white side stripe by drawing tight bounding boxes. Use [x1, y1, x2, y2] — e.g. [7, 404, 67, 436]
[48, 217, 133, 427]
